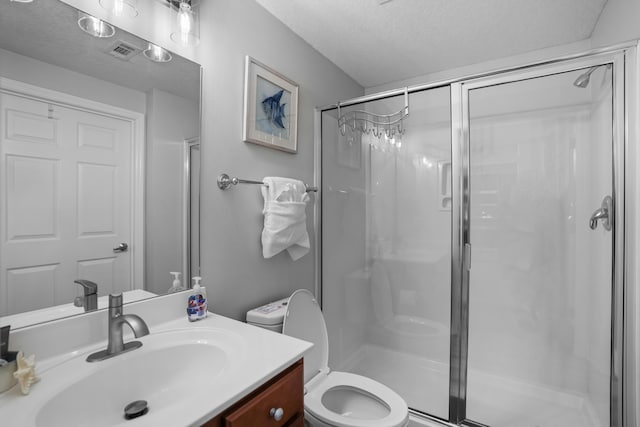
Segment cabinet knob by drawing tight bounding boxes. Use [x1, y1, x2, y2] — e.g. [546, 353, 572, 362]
[269, 407, 284, 421]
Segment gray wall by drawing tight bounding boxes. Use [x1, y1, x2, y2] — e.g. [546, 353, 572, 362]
[197, 0, 363, 319]
[58, 0, 363, 320]
[0, 48, 147, 113]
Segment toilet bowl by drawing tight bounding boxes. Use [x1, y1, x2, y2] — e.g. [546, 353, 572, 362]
[282, 289, 409, 427]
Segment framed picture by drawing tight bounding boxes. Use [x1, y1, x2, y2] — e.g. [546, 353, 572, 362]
[243, 56, 299, 153]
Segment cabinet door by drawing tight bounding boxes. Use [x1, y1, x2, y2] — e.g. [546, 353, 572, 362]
[224, 362, 303, 427]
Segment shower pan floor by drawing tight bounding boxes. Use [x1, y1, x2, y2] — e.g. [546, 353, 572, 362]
[341, 344, 603, 427]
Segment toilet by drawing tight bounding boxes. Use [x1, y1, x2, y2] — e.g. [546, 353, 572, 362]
[282, 289, 409, 427]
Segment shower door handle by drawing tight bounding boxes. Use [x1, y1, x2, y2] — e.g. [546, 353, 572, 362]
[589, 196, 612, 231]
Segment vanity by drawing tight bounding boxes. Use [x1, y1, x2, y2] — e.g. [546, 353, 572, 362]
[0, 292, 312, 426]
[203, 360, 304, 427]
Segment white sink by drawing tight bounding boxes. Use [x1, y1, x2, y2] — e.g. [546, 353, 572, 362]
[32, 328, 247, 427]
[0, 302, 312, 427]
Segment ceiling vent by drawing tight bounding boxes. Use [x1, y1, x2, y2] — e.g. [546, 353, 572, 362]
[105, 40, 142, 61]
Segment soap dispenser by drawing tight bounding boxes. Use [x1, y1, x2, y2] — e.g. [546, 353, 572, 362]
[168, 272, 184, 293]
[187, 276, 207, 321]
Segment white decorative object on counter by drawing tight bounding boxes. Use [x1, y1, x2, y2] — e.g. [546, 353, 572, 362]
[12, 351, 38, 395]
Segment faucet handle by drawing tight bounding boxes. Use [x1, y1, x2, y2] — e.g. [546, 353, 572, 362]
[74, 280, 99, 312]
[74, 280, 98, 295]
[109, 293, 124, 308]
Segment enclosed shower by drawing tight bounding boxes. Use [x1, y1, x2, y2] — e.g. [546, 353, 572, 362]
[318, 49, 627, 427]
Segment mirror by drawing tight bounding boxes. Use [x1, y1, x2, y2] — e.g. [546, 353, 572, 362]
[0, 0, 201, 329]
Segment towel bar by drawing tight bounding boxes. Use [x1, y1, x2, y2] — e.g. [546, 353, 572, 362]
[217, 173, 318, 192]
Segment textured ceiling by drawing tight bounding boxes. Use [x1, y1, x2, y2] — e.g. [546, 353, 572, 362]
[255, 0, 608, 88]
[0, 0, 200, 101]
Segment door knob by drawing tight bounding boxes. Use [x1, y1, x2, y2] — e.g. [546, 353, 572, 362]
[113, 243, 129, 252]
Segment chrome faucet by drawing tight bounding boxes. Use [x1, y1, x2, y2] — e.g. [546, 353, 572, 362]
[73, 279, 98, 312]
[86, 294, 150, 362]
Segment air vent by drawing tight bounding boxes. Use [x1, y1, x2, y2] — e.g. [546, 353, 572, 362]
[105, 40, 142, 61]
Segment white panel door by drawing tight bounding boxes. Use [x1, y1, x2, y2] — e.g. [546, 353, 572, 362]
[1, 93, 133, 315]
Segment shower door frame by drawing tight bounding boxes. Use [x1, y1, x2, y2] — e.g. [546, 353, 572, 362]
[449, 51, 627, 427]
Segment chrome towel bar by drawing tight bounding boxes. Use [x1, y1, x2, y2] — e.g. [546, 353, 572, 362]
[217, 173, 318, 192]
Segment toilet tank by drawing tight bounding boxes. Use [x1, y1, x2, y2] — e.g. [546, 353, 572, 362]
[246, 297, 289, 332]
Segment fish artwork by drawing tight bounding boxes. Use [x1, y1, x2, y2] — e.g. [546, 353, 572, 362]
[261, 89, 287, 129]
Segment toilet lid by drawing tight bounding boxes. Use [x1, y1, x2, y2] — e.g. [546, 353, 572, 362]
[282, 289, 329, 384]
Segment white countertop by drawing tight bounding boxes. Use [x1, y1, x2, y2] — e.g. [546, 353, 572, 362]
[0, 296, 312, 427]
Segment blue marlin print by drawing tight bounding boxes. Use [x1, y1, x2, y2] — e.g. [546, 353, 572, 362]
[261, 90, 286, 129]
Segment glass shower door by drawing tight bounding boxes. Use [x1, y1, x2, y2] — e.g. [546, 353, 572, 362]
[321, 87, 453, 419]
[461, 61, 621, 427]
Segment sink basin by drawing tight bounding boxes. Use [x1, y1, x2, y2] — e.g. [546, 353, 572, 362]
[32, 328, 247, 427]
[0, 306, 312, 427]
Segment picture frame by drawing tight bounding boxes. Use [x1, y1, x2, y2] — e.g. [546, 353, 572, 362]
[243, 56, 299, 153]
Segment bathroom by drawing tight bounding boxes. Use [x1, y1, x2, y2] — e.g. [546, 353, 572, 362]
[0, 0, 639, 426]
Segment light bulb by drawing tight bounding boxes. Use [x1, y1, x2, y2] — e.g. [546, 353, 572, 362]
[143, 43, 172, 63]
[171, 1, 199, 46]
[114, 0, 124, 15]
[99, 0, 138, 18]
[78, 12, 115, 38]
[178, 3, 193, 35]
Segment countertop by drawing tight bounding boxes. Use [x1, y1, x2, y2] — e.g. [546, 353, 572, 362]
[0, 311, 312, 426]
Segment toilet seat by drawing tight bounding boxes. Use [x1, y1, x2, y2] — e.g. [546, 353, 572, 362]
[282, 289, 408, 427]
[305, 371, 408, 427]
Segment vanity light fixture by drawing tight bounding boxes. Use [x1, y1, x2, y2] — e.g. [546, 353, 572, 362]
[9, 0, 35, 3]
[78, 12, 116, 38]
[143, 43, 172, 63]
[99, 0, 139, 18]
[170, 0, 200, 47]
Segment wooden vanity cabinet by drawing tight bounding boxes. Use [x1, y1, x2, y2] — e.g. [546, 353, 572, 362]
[202, 359, 304, 427]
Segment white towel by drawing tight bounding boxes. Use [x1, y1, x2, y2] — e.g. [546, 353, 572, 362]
[261, 177, 310, 260]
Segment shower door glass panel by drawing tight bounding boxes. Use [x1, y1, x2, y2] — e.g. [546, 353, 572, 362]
[465, 66, 613, 427]
[321, 87, 452, 418]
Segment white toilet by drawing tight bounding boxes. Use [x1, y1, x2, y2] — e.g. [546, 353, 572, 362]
[282, 289, 409, 427]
